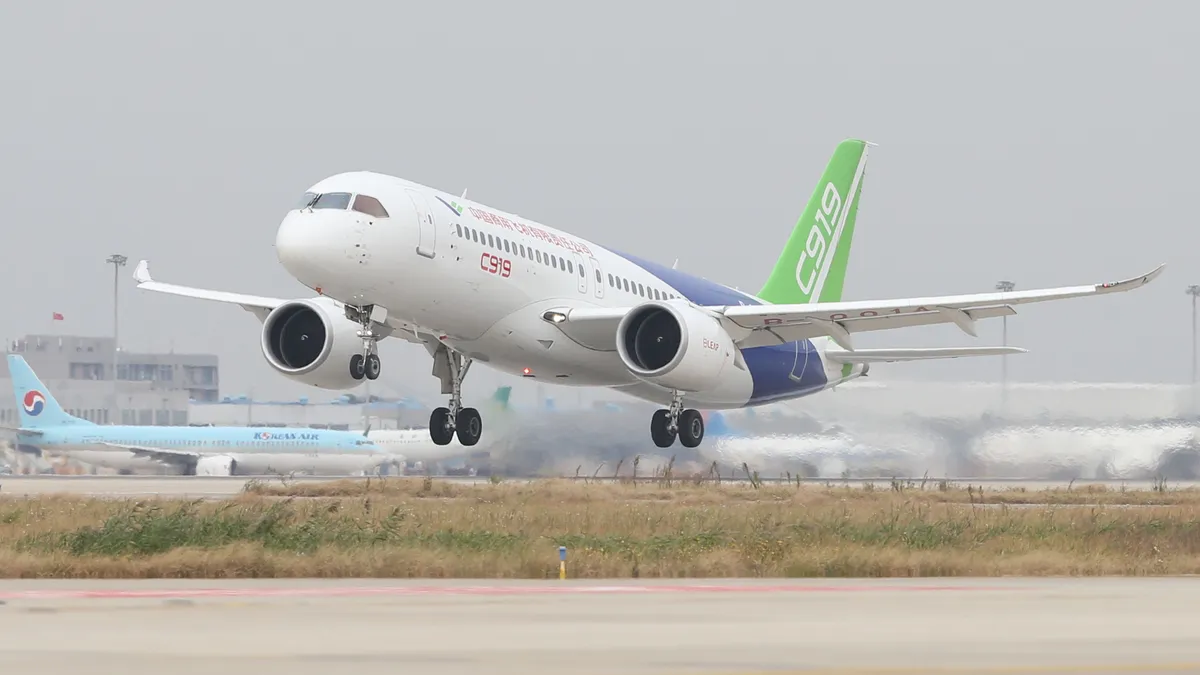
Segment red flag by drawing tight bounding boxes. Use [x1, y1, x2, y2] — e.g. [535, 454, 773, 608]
[52, 312, 64, 321]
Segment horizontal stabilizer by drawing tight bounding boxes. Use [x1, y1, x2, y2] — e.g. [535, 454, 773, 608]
[824, 346, 1027, 364]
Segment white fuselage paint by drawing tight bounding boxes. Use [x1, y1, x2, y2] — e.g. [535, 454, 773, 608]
[276, 172, 852, 410]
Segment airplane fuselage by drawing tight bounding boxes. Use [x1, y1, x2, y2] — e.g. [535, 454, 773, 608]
[20, 425, 400, 476]
[276, 172, 857, 410]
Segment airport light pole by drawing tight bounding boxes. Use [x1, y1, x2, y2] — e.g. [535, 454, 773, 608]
[107, 254, 127, 424]
[996, 280, 1015, 409]
[1188, 285, 1200, 412]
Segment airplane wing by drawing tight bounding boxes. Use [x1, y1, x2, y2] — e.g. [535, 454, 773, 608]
[822, 346, 1027, 363]
[552, 264, 1164, 352]
[98, 442, 200, 469]
[133, 259, 430, 345]
[132, 260, 289, 321]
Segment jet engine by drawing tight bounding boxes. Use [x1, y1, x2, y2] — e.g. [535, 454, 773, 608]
[193, 455, 237, 476]
[260, 297, 365, 390]
[615, 301, 737, 392]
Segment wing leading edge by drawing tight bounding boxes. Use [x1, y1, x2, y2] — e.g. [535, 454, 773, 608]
[133, 260, 288, 321]
[551, 264, 1165, 352]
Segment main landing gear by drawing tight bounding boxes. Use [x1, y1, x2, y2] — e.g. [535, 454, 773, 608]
[347, 305, 383, 382]
[427, 343, 482, 447]
[650, 391, 705, 449]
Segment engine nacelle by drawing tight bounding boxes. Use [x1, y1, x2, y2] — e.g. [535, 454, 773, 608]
[194, 455, 237, 476]
[615, 301, 737, 392]
[260, 297, 364, 390]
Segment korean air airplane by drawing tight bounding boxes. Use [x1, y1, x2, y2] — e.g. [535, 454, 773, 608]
[1, 355, 401, 476]
[133, 139, 1164, 450]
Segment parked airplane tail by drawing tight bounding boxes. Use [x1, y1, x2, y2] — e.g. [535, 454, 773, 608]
[491, 386, 512, 410]
[6, 355, 95, 429]
[757, 138, 872, 305]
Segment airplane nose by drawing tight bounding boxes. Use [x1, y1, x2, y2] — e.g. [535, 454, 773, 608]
[275, 210, 359, 291]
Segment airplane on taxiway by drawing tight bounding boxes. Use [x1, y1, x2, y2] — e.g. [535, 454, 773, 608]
[132, 138, 1164, 450]
[0, 355, 402, 476]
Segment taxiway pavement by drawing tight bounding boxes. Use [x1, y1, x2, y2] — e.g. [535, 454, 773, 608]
[0, 577, 1196, 674]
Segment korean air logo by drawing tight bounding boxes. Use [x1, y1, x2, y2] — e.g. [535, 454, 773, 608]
[257, 432, 272, 440]
[22, 390, 46, 416]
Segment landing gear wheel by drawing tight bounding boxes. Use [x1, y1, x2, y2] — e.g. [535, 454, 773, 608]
[429, 344, 478, 448]
[455, 407, 482, 446]
[650, 409, 676, 448]
[429, 407, 455, 446]
[349, 354, 365, 380]
[678, 409, 705, 448]
[364, 353, 381, 380]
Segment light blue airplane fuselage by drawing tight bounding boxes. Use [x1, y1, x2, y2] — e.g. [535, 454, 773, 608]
[5, 354, 400, 475]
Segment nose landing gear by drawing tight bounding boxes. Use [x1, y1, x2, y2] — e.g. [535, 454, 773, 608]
[347, 304, 385, 381]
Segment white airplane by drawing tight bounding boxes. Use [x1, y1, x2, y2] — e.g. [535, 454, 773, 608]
[133, 138, 1164, 450]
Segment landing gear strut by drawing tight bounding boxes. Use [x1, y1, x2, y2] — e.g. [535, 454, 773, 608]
[347, 305, 382, 382]
[650, 391, 704, 449]
[428, 344, 481, 447]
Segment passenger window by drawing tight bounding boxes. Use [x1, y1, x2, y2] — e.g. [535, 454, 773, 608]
[472, 230, 479, 243]
[352, 194, 389, 218]
[551, 256, 558, 269]
[505, 240, 512, 254]
[456, 224, 463, 238]
[595, 269, 602, 283]
[608, 274, 614, 286]
[637, 283, 644, 296]
[567, 260, 574, 274]
[311, 192, 352, 210]
[623, 278, 630, 292]
[487, 234, 495, 248]
[520, 244, 527, 257]
[536, 250, 543, 263]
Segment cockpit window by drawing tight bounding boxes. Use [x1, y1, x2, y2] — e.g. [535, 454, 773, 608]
[352, 194, 389, 218]
[295, 192, 318, 210]
[311, 192, 352, 210]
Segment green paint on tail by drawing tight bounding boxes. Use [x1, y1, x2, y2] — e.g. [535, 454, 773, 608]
[757, 139, 871, 305]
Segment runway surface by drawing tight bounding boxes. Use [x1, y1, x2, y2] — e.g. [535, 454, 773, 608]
[0, 577, 1197, 674]
[3, 474, 1200, 498]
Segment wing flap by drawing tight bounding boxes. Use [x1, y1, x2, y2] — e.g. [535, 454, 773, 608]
[733, 305, 1016, 348]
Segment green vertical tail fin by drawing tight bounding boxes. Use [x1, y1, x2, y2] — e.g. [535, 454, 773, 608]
[757, 138, 872, 305]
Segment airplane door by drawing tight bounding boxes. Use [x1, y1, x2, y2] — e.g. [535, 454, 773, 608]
[587, 257, 604, 299]
[406, 190, 437, 259]
[571, 252, 588, 294]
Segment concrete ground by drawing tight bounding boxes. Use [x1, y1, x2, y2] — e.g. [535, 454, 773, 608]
[0, 578, 1197, 674]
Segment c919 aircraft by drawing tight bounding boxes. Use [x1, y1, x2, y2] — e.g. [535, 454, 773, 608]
[134, 139, 1163, 449]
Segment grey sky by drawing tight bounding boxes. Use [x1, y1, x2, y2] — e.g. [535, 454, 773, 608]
[0, 1, 1196, 404]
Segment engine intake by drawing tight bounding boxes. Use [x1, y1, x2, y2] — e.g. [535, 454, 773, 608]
[615, 301, 736, 392]
[260, 297, 365, 389]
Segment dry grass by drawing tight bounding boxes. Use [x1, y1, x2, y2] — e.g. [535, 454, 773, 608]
[1, 477, 1199, 578]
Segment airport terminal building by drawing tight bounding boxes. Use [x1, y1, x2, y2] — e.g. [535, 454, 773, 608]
[0, 334, 219, 429]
